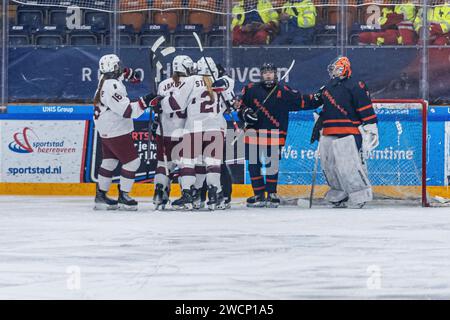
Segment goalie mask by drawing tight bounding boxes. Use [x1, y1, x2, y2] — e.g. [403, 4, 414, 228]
[260, 62, 278, 89]
[172, 55, 195, 76]
[197, 57, 218, 78]
[99, 54, 122, 79]
[327, 56, 352, 79]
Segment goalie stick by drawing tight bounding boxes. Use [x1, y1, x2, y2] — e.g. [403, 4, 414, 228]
[148, 36, 175, 176]
[309, 142, 320, 208]
[231, 59, 296, 146]
[192, 32, 240, 133]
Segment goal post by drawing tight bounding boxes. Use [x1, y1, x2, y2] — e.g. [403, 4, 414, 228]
[277, 99, 432, 207]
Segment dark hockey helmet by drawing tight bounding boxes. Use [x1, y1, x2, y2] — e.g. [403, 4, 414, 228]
[260, 62, 278, 88]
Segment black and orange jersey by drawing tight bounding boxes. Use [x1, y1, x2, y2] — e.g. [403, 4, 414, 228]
[239, 81, 321, 146]
[315, 77, 377, 136]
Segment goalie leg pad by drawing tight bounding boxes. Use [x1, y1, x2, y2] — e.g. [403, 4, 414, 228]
[319, 136, 348, 202]
[332, 135, 373, 205]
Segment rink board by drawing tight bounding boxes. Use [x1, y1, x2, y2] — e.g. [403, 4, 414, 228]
[0, 105, 450, 200]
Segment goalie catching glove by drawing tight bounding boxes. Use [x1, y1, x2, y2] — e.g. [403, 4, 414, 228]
[360, 123, 379, 151]
[123, 67, 142, 84]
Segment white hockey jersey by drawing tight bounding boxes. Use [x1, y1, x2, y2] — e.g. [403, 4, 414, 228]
[161, 75, 235, 133]
[156, 76, 188, 138]
[94, 76, 146, 138]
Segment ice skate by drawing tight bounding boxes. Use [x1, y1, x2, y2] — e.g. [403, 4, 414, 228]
[118, 185, 138, 211]
[94, 184, 118, 210]
[172, 188, 194, 211]
[207, 186, 225, 211]
[192, 188, 205, 210]
[153, 183, 169, 210]
[246, 194, 266, 208]
[266, 193, 281, 208]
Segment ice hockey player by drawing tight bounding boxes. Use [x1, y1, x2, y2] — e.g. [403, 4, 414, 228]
[152, 55, 195, 210]
[93, 54, 159, 211]
[238, 62, 322, 208]
[160, 57, 235, 210]
[194, 63, 235, 210]
[310, 56, 379, 208]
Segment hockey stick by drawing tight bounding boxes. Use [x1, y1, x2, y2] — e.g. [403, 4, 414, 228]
[149, 36, 176, 176]
[309, 142, 320, 208]
[192, 32, 240, 133]
[231, 59, 296, 146]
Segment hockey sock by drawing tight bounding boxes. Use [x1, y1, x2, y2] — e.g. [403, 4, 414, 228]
[265, 172, 279, 194]
[206, 165, 222, 192]
[220, 163, 232, 199]
[155, 161, 170, 189]
[120, 158, 140, 192]
[248, 162, 265, 195]
[98, 159, 119, 192]
[194, 165, 207, 189]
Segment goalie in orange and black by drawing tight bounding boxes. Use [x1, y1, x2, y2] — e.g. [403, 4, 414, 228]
[238, 63, 322, 208]
[310, 56, 380, 208]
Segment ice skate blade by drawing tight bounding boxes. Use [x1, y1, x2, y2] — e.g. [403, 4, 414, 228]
[93, 203, 118, 211]
[265, 202, 279, 208]
[193, 202, 205, 210]
[246, 202, 266, 208]
[118, 203, 138, 211]
[154, 204, 167, 211]
[173, 204, 193, 211]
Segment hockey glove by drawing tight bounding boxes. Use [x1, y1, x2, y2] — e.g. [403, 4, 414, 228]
[360, 123, 379, 151]
[313, 86, 325, 104]
[211, 78, 230, 93]
[141, 94, 162, 111]
[241, 107, 258, 125]
[123, 67, 142, 84]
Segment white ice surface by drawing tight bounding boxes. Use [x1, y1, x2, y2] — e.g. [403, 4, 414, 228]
[0, 196, 450, 300]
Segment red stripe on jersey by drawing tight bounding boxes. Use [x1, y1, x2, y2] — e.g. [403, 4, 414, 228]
[362, 114, 377, 122]
[323, 127, 361, 135]
[323, 119, 362, 125]
[357, 104, 373, 112]
[123, 105, 132, 118]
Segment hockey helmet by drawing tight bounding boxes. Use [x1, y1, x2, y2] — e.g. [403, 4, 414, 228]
[260, 62, 278, 88]
[197, 57, 218, 78]
[328, 56, 352, 79]
[172, 55, 195, 76]
[99, 54, 122, 77]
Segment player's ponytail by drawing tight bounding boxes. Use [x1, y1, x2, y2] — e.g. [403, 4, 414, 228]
[172, 72, 181, 86]
[203, 75, 215, 103]
[93, 75, 106, 106]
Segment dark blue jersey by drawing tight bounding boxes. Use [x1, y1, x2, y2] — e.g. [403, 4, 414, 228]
[316, 77, 377, 136]
[239, 81, 321, 145]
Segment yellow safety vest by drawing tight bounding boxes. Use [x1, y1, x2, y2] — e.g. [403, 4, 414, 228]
[414, 3, 450, 33]
[231, 0, 279, 29]
[282, 1, 316, 28]
[379, 3, 416, 26]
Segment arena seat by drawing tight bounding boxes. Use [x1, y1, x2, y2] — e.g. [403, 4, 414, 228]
[84, 10, 110, 31]
[104, 24, 135, 45]
[119, 0, 148, 32]
[152, 0, 183, 31]
[138, 23, 170, 46]
[68, 25, 98, 45]
[9, 24, 31, 46]
[34, 25, 65, 46]
[17, 6, 44, 29]
[187, 0, 216, 32]
[173, 24, 203, 47]
[48, 9, 68, 28]
[206, 24, 226, 47]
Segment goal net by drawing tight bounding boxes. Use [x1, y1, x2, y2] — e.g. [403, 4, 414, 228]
[277, 99, 430, 206]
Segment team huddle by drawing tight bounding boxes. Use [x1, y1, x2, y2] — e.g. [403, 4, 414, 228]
[92, 53, 380, 211]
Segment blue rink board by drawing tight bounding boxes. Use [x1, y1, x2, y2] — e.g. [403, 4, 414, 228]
[1, 105, 449, 186]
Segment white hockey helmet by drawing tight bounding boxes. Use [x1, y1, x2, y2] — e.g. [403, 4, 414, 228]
[197, 57, 218, 78]
[99, 54, 121, 74]
[172, 55, 195, 76]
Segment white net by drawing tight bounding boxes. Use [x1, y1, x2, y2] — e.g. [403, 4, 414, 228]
[277, 99, 427, 205]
